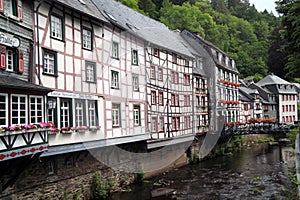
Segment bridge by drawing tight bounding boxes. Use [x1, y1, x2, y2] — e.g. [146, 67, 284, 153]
[218, 122, 298, 143]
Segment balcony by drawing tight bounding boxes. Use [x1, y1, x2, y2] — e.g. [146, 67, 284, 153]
[0, 123, 51, 161]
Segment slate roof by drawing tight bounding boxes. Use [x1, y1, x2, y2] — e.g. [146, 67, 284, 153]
[257, 74, 291, 86]
[91, 0, 193, 58]
[54, 0, 108, 23]
[180, 30, 239, 74]
[0, 74, 52, 93]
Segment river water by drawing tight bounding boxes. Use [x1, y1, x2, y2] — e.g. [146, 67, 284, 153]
[110, 144, 298, 200]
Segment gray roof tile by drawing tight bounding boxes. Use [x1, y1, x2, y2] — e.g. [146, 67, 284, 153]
[54, 0, 108, 22]
[91, 0, 193, 57]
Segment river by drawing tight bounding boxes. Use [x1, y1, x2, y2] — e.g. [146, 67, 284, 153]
[110, 144, 298, 200]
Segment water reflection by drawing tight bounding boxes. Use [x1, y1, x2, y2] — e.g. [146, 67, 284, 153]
[110, 144, 297, 200]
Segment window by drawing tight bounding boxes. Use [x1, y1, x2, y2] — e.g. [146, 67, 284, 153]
[293, 105, 295, 112]
[150, 65, 155, 79]
[47, 98, 56, 124]
[11, 95, 26, 125]
[158, 91, 164, 105]
[3, 0, 22, 19]
[88, 101, 97, 126]
[65, 156, 75, 168]
[172, 116, 180, 131]
[171, 71, 179, 84]
[60, 99, 71, 128]
[132, 50, 138, 65]
[171, 94, 179, 106]
[0, 46, 24, 74]
[184, 74, 190, 85]
[6, 49, 14, 72]
[184, 59, 189, 67]
[112, 42, 119, 59]
[158, 68, 163, 81]
[282, 105, 285, 112]
[151, 91, 156, 105]
[82, 27, 93, 50]
[30, 96, 43, 124]
[172, 53, 177, 64]
[43, 49, 57, 76]
[112, 104, 120, 127]
[159, 117, 164, 132]
[151, 117, 157, 132]
[184, 95, 190, 106]
[111, 70, 119, 89]
[132, 74, 139, 91]
[75, 100, 84, 127]
[153, 48, 159, 57]
[133, 105, 141, 126]
[0, 94, 7, 126]
[50, 14, 63, 40]
[185, 116, 191, 129]
[86, 61, 96, 83]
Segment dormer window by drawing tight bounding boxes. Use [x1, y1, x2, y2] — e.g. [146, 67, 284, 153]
[218, 52, 222, 63]
[78, 0, 86, 5]
[231, 59, 235, 68]
[225, 57, 229, 66]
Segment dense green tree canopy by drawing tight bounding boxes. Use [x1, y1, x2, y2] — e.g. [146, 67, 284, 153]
[116, 0, 286, 80]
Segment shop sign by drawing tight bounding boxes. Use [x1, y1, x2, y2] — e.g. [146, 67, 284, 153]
[0, 32, 20, 47]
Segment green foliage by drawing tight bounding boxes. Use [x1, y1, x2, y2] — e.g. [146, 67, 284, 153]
[256, 137, 274, 143]
[90, 172, 108, 200]
[287, 128, 298, 146]
[250, 176, 262, 182]
[275, 0, 300, 80]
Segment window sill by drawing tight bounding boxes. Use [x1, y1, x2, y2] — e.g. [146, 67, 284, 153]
[2, 13, 21, 22]
[112, 126, 120, 128]
[43, 72, 58, 77]
[111, 57, 119, 60]
[50, 36, 65, 42]
[133, 89, 139, 92]
[132, 63, 139, 66]
[82, 47, 93, 51]
[111, 87, 120, 90]
[86, 81, 96, 84]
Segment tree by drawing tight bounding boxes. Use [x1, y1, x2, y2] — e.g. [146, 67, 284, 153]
[276, 0, 300, 80]
[138, 0, 158, 18]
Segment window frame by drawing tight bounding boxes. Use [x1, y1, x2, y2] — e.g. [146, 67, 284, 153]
[111, 70, 120, 89]
[112, 103, 121, 127]
[85, 61, 96, 83]
[151, 90, 157, 105]
[88, 100, 97, 126]
[159, 116, 164, 132]
[150, 65, 156, 79]
[0, 93, 8, 126]
[43, 49, 58, 77]
[75, 99, 85, 127]
[11, 94, 27, 125]
[50, 13, 64, 41]
[82, 27, 93, 50]
[29, 95, 44, 124]
[112, 41, 119, 59]
[133, 104, 141, 126]
[132, 74, 139, 92]
[153, 48, 160, 57]
[132, 49, 138, 65]
[60, 99, 72, 128]
[158, 91, 164, 106]
[151, 117, 157, 132]
[158, 67, 163, 81]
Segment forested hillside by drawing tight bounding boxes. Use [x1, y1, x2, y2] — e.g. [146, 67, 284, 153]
[116, 0, 300, 82]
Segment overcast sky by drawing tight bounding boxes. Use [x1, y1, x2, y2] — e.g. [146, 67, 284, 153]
[249, 0, 278, 15]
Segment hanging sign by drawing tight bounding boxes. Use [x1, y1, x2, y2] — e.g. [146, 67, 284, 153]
[0, 32, 20, 48]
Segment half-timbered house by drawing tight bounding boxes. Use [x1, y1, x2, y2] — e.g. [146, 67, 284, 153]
[34, 0, 148, 154]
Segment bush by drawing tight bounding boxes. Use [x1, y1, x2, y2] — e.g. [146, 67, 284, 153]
[90, 172, 108, 200]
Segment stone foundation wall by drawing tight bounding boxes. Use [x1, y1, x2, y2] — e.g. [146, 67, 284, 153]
[0, 150, 135, 200]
